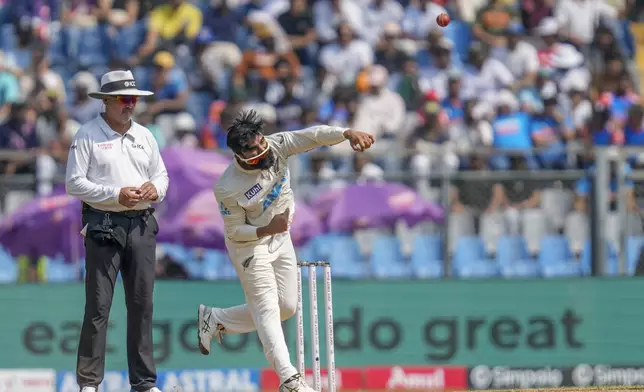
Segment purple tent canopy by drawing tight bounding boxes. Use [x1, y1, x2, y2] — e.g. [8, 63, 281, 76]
[158, 189, 322, 249]
[0, 193, 83, 261]
[159, 147, 231, 221]
[312, 182, 444, 233]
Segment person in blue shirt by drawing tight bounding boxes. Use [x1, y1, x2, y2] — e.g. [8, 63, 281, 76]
[440, 72, 464, 124]
[530, 96, 574, 169]
[489, 91, 536, 170]
[574, 160, 637, 213]
[624, 104, 644, 146]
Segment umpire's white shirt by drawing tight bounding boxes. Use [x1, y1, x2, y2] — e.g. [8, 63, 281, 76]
[65, 114, 169, 212]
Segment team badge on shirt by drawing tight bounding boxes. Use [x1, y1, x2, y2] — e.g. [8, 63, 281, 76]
[219, 202, 231, 216]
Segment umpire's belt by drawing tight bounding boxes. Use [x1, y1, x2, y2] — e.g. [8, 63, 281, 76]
[82, 203, 155, 249]
[82, 202, 155, 218]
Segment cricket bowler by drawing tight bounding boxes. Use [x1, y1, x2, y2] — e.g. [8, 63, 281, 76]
[197, 109, 375, 392]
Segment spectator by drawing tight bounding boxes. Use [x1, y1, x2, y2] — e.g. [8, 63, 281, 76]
[130, 0, 203, 66]
[12, 0, 60, 42]
[520, 0, 555, 33]
[297, 151, 344, 203]
[560, 69, 593, 136]
[0, 51, 22, 121]
[233, 22, 300, 95]
[495, 156, 544, 235]
[556, 0, 622, 50]
[574, 160, 637, 212]
[472, 0, 518, 49]
[407, 99, 452, 197]
[171, 112, 199, 147]
[363, 0, 405, 45]
[489, 90, 535, 170]
[198, 1, 244, 94]
[0, 103, 41, 177]
[401, 0, 447, 41]
[418, 37, 456, 98]
[449, 155, 494, 222]
[456, 0, 487, 24]
[313, 0, 366, 44]
[20, 50, 66, 103]
[95, 0, 140, 28]
[624, 104, 644, 146]
[352, 66, 406, 146]
[375, 23, 408, 75]
[278, 0, 317, 66]
[441, 72, 465, 124]
[68, 71, 103, 125]
[462, 42, 515, 101]
[319, 23, 373, 92]
[143, 51, 191, 141]
[397, 56, 423, 111]
[530, 84, 573, 169]
[504, 23, 540, 91]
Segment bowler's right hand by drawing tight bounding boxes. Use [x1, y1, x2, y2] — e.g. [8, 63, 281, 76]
[258, 209, 290, 237]
[118, 187, 141, 208]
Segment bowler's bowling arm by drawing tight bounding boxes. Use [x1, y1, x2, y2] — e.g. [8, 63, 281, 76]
[272, 125, 350, 157]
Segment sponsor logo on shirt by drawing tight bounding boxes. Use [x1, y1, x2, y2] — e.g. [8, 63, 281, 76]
[97, 142, 113, 150]
[132, 143, 144, 150]
[244, 183, 263, 200]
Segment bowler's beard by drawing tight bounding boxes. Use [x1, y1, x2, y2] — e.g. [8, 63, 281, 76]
[255, 149, 276, 170]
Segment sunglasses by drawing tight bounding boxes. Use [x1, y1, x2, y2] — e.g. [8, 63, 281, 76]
[113, 96, 139, 105]
[235, 141, 271, 165]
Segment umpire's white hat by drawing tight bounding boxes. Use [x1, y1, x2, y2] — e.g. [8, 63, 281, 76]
[88, 70, 154, 98]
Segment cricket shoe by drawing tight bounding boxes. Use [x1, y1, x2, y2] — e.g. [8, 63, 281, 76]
[197, 304, 225, 355]
[279, 373, 318, 392]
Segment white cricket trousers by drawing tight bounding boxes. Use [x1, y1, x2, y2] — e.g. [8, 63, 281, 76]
[213, 234, 298, 383]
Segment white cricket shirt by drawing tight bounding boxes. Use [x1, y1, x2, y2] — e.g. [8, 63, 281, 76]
[65, 115, 169, 212]
[215, 125, 347, 251]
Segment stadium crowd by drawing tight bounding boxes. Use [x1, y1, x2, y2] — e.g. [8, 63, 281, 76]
[0, 0, 643, 281]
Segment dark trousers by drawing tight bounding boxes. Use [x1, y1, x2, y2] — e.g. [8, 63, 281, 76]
[76, 208, 159, 391]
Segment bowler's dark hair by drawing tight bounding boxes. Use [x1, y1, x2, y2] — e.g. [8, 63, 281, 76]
[226, 110, 265, 153]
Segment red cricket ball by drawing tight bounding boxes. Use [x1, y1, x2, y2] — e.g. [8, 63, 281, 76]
[436, 13, 450, 27]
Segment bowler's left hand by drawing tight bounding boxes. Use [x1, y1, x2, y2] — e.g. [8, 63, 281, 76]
[343, 130, 375, 152]
[139, 181, 158, 201]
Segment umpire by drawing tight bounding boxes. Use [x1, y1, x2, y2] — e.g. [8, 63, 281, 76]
[65, 70, 169, 392]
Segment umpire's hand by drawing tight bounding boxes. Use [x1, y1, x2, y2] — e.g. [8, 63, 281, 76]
[343, 130, 376, 152]
[139, 181, 159, 201]
[119, 187, 141, 208]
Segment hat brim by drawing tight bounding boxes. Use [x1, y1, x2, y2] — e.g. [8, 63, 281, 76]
[88, 88, 154, 98]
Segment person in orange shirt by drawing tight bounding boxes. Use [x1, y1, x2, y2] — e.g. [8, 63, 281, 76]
[232, 24, 300, 95]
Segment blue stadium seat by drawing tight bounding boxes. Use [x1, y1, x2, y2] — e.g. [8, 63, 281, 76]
[453, 236, 485, 267]
[626, 236, 644, 275]
[46, 260, 79, 282]
[47, 27, 68, 66]
[496, 236, 528, 266]
[183, 259, 204, 279]
[218, 257, 238, 280]
[443, 20, 471, 64]
[76, 26, 110, 68]
[297, 243, 317, 263]
[187, 92, 216, 123]
[541, 261, 582, 278]
[538, 235, 571, 266]
[202, 250, 226, 281]
[0, 24, 16, 51]
[312, 233, 345, 262]
[111, 21, 145, 60]
[580, 240, 619, 276]
[370, 235, 411, 279]
[161, 243, 191, 264]
[453, 259, 499, 279]
[0, 251, 17, 283]
[500, 259, 540, 278]
[410, 235, 443, 279]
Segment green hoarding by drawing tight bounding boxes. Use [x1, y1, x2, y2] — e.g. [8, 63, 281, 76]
[1, 278, 642, 370]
